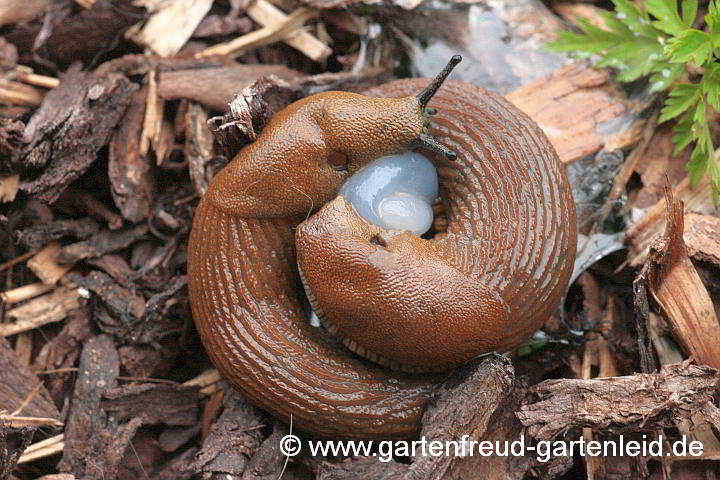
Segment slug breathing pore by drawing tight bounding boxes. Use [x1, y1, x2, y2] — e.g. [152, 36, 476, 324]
[188, 54, 577, 439]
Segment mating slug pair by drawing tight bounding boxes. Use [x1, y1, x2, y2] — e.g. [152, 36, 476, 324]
[187, 56, 577, 439]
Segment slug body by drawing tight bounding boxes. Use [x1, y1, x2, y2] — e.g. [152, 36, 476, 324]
[188, 58, 576, 439]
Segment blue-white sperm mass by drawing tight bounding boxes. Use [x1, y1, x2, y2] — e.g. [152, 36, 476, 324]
[339, 152, 439, 236]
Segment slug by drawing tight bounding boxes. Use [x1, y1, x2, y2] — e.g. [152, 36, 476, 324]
[187, 55, 576, 440]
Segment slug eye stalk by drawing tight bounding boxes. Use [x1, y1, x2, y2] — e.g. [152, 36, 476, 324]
[412, 54, 463, 162]
[416, 54, 462, 110]
[412, 134, 457, 161]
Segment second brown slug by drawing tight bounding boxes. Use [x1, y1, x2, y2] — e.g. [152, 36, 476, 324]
[187, 56, 576, 439]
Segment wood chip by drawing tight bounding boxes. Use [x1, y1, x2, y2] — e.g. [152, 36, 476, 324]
[109, 88, 155, 223]
[57, 224, 149, 264]
[26, 242, 74, 284]
[507, 62, 650, 165]
[11, 67, 60, 89]
[32, 310, 93, 402]
[183, 369, 221, 396]
[649, 313, 720, 454]
[185, 102, 214, 196]
[0, 250, 37, 273]
[14, 331, 33, 365]
[188, 389, 265, 476]
[0, 0, 49, 26]
[17, 434, 65, 465]
[643, 187, 720, 369]
[0, 336, 61, 427]
[409, 354, 515, 479]
[20, 66, 138, 203]
[1, 286, 82, 336]
[627, 123, 689, 209]
[0, 413, 63, 428]
[128, 0, 214, 56]
[67, 190, 124, 230]
[0, 79, 44, 106]
[246, 0, 332, 62]
[0, 118, 24, 172]
[17, 218, 100, 250]
[140, 69, 163, 156]
[627, 176, 715, 266]
[33, 0, 145, 66]
[196, 7, 322, 60]
[318, 355, 519, 479]
[101, 383, 200, 426]
[158, 64, 302, 111]
[517, 361, 719, 441]
[553, 2, 609, 29]
[0, 174, 19, 202]
[58, 334, 144, 479]
[683, 213, 720, 267]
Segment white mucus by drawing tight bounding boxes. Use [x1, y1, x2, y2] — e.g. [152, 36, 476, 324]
[339, 152, 439, 236]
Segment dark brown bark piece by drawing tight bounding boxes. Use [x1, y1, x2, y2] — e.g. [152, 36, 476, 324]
[35, 0, 146, 67]
[32, 308, 93, 403]
[193, 13, 253, 38]
[109, 88, 155, 223]
[158, 425, 201, 453]
[683, 213, 720, 268]
[0, 427, 34, 480]
[643, 187, 720, 370]
[58, 334, 122, 478]
[517, 361, 719, 441]
[118, 343, 176, 379]
[20, 64, 137, 203]
[317, 355, 517, 480]
[633, 266, 658, 374]
[101, 383, 200, 427]
[53, 332, 142, 480]
[64, 189, 125, 230]
[0, 336, 60, 423]
[158, 64, 302, 111]
[318, 457, 407, 480]
[66, 271, 146, 342]
[0, 37, 18, 68]
[443, 384, 571, 480]
[189, 389, 265, 477]
[57, 223, 148, 264]
[0, 118, 24, 174]
[209, 75, 297, 160]
[85, 254, 135, 288]
[241, 422, 289, 480]
[16, 218, 100, 249]
[409, 354, 515, 480]
[151, 446, 198, 480]
[185, 102, 215, 197]
[135, 276, 187, 343]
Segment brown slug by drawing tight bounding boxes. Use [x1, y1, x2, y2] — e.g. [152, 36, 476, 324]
[187, 55, 576, 440]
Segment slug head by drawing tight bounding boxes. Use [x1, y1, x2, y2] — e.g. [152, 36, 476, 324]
[321, 55, 462, 167]
[206, 55, 462, 219]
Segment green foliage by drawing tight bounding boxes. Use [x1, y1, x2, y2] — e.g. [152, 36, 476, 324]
[549, 0, 720, 203]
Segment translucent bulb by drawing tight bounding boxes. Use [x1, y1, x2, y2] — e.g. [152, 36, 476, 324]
[339, 152, 438, 236]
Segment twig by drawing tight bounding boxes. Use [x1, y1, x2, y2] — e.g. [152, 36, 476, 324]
[246, 0, 331, 62]
[196, 7, 321, 60]
[17, 433, 64, 464]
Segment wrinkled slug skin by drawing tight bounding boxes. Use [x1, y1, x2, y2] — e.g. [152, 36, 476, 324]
[187, 79, 576, 440]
